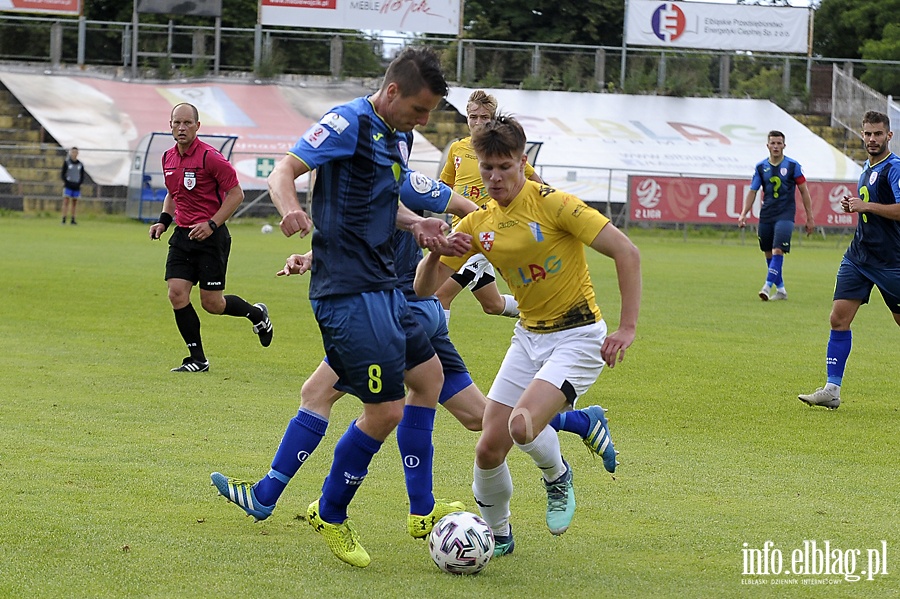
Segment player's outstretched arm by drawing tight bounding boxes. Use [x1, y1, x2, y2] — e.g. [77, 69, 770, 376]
[414, 249, 457, 298]
[590, 224, 641, 368]
[268, 155, 312, 238]
[446, 191, 479, 218]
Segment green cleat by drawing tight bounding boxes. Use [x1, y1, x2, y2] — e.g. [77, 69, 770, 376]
[544, 460, 575, 536]
[492, 524, 515, 557]
[306, 499, 370, 568]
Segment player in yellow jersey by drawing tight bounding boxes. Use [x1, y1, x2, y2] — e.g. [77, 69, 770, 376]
[437, 90, 543, 324]
[416, 115, 641, 556]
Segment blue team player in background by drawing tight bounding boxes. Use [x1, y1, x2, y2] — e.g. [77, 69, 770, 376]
[800, 111, 900, 409]
[263, 46, 468, 568]
[738, 130, 816, 301]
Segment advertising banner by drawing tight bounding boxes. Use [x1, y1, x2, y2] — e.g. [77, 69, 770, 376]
[628, 175, 858, 228]
[625, 0, 809, 54]
[0, 0, 80, 15]
[258, 0, 460, 35]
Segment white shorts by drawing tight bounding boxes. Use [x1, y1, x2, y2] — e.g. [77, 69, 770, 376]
[456, 253, 495, 290]
[488, 320, 607, 408]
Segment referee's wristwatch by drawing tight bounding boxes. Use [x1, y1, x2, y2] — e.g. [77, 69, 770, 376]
[207, 220, 218, 232]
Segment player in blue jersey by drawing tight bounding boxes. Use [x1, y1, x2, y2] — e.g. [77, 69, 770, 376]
[210, 172, 617, 555]
[738, 130, 815, 301]
[799, 111, 900, 409]
[263, 47, 467, 568]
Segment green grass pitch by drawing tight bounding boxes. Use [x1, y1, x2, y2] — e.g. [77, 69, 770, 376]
[0, 215, 896, 597]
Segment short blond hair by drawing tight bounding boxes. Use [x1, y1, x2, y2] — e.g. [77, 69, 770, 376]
[467, 90, 498, 118]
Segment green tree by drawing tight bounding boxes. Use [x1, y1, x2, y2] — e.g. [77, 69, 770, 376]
[813, 0, 900, 59]
[463, 0, 623, 46]
[859, 22, 900, 95]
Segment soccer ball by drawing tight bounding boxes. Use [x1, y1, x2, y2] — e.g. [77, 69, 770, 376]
[428, 511, 494, 575]
[261, 223, 273, 234]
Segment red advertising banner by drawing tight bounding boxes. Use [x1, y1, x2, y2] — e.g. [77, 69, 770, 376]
[628, 175, 859, 228]
[0, 0, 80, 15]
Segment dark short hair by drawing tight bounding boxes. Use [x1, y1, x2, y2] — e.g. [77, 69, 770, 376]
[863, 110, 890, 131]
[382, 46, 448, 98]
[171, 102, 199, 121]
[767, 130, 785, 141]
[471, 114, 527, 159]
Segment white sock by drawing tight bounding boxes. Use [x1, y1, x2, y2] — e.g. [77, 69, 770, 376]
[473, 461, 513, 536]
[516, 425, 565, 482]
[824, 382, 841, 395]
[500, 294, 519, 317]
[443, 309, 451, 323]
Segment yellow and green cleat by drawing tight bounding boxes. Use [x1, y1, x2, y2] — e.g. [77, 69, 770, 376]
[306, 499, 371, 568]
[407, 499, 466, 539]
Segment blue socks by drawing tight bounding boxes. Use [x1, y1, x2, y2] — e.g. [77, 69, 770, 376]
[550, 411, 589, 437]
[766, 254, 784, 287]
[826, 329, 852, 386]
[253, 408, 328, 506]
[319, 421, 382, 524]
[397, 405, 437, 516]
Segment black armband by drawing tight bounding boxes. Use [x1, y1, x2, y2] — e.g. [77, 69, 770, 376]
[157, 212, 173, 228]
[207, 219, 218, 232]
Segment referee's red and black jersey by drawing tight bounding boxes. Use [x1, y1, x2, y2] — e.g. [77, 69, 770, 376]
[163, 137, 239, 227]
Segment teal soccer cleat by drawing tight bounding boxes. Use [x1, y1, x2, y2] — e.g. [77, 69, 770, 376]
[492, 524, 515, 557]
[544, 461, 575, 536]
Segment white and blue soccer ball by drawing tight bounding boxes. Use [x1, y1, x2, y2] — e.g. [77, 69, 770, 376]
[260, 223, 274, 234]
[428, 511, 494, 575]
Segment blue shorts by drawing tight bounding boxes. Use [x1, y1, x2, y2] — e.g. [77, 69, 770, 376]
[314, 289, 435, 404]
[757, 220, 794, 253]
[408, 298, 473, 404]
[833, 256, 900, 314]
[63, 187, 81, 199]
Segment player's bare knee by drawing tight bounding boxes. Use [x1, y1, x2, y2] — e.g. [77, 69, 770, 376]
[508, 407, 535, 445]
[474, 437, 504, 468]
[300, 382, 331, 413]
[200, 296, 222, 314]
[167, 288, 189, 307]
[461, 412, 482, 432]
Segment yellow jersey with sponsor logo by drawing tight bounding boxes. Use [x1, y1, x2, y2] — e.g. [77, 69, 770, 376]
[441, 180, 609, 333]
[440, 136, 536, 225]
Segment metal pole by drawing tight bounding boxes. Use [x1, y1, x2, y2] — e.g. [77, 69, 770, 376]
[620, 0, 630, 90]
[456, 39, 463, 83]
[214, 16, 221, 75]
[77, 16, 86, 66]
[131, 4, 138, 79]
[254, 23, 262, 73]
